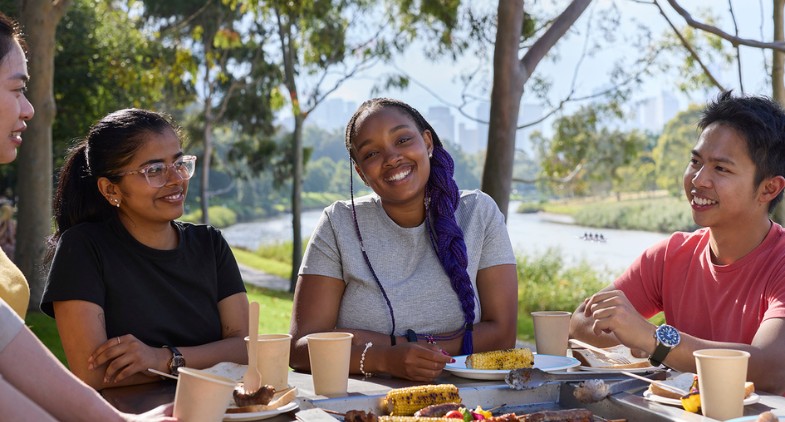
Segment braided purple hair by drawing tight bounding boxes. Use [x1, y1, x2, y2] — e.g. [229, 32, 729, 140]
[345, 98, 476, 354]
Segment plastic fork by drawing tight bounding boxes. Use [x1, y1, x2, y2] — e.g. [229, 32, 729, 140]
[569, 338, 632, 365]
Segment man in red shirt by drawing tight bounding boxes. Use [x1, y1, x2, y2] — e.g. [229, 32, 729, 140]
[570, 91, 785, 395]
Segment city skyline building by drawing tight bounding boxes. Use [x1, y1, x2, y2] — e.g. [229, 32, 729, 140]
[629, 90, 681, 134]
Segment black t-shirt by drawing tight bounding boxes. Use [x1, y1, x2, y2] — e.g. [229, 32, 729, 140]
[41, 217, 246, 347]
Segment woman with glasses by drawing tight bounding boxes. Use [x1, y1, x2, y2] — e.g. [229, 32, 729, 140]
[41, 108, 249, 390]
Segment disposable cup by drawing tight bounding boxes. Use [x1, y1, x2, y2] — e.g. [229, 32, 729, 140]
[173, 367, 236, 422]
[306, 332, 353, 396]
[694, 348, 750, 420]
[531, 311, 572, 356]
[245, 333, 292, 391]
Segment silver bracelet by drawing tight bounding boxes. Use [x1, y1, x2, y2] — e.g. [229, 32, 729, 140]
[360, 341, 373, 378]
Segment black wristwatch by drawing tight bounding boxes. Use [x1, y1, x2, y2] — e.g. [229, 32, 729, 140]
[649, 324, 680, 367]
[405, 329, 418, 342]
[164, 345, 186, 375]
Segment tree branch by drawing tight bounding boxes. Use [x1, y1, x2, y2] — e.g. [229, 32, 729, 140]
[654, 0, 726, 91]
[513, 163, 584, 184]
[727, 0, 744, 93]
[520, 0, 592, 76]
[666, 0, 785, 51]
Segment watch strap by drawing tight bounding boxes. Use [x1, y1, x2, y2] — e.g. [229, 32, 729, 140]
[163, 345, 184, 375]
[648, 341, 671, 367]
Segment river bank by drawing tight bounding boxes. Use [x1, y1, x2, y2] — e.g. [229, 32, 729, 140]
[223, 205, 669, 276]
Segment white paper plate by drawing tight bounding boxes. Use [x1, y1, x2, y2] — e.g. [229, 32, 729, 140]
[223, 401, 299, 421]
[443, 354, 580, 380]
[203, 362, 246, 381]
[643, 390, 760, 407]
[578, 364, 659, 373]
[726, 416, 785, 422]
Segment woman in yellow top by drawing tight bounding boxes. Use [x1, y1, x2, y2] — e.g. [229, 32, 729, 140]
[0, 10, 33, 318]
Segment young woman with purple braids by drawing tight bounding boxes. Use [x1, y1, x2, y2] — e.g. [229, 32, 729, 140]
[289, 98, 518, 382]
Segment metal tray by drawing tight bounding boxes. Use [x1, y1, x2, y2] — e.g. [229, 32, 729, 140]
[297, 377, 683, 421]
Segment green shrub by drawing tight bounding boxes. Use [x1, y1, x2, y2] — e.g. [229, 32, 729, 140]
[516, 201, 545, 213]
[180, 205, 238, 228]
[573, 197, 696, 233]
[516, 248, 614, 341]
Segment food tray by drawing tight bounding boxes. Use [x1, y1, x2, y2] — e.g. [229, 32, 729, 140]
[296, 379, 678, 421]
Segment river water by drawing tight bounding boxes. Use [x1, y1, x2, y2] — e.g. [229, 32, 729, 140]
[221, 202, 670, 276]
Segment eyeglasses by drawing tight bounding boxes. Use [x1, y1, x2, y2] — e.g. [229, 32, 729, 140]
[115, 155, 197, 188]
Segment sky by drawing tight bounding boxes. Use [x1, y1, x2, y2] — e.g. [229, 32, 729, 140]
[319, 0, 775, 132]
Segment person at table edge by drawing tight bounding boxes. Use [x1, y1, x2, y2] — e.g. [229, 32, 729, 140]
[570, 91, 785, 395]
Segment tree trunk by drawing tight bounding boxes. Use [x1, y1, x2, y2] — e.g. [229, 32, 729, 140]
[773, 0, 785, 224]
[200, 40, 215, 225]
[290, 114, 304, 292]
[482, 0, 525, 220]
[201, 104, 213, 225]
[482, 0, 592, 219]
[17, 0, 70, 311]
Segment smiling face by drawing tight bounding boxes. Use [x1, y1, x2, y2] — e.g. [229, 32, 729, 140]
[0, 40, 33, 164]
[351, 106, 434, 216]
[105, 128, 189, 229]
[683, 122, 771, 231]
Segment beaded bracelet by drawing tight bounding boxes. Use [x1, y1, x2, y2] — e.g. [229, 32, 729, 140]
[360, 341, 374, 379]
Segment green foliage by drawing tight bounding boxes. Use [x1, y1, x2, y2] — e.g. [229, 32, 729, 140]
[515, 201, 545, 214]
[534, 105, 647, 197]
[652, 106, 703, 195]
[181, 205, 238, 227]
[516, 248, 612, 341]
[573, 196, 697, 233]
[51, 0, 193, 172]
[658, 15, 735, 94]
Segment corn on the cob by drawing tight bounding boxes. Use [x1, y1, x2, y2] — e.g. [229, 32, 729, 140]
[383, 384, 462, 416]
[380, 415, 519, 422]
[464, 348, 534, 370]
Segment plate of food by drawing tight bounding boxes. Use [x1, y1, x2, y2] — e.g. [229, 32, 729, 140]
[726, 413, 785, 422]
[444, 349, 580, 380]
[642, 372, 758, 408]
[571, 344, 658, 373]
[224, 401, 298, 421]
[219, 367, 299, 421]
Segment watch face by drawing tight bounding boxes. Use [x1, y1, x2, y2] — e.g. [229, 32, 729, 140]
[172, 355, 186, 368]
[656, 324, 681, 347]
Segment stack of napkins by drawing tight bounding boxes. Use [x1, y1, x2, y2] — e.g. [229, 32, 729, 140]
[571, 344, 652, 369]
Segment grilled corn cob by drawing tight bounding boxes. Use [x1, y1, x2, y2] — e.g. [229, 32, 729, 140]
[464, 348, 534, 370]
[383, 384, 461, 416]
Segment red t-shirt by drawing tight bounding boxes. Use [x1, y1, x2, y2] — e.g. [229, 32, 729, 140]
[615, 223, 785, 344]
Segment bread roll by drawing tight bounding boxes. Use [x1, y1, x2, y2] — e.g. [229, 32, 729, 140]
[649, 372, 755, 400]
[649, 373, 696, 399]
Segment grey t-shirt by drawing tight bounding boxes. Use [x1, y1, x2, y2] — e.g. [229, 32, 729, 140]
[299, 189, 515, 336]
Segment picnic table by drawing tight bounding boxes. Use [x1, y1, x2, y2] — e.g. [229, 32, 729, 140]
[101, 369, 785, 421]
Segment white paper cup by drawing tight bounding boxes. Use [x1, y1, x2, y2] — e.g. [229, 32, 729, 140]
[173, 367, 236, 422]
[531, 311, 572, 356]
[694, 349, 750, 420]
[306, 332, 353, 397]
[245, 333, 292, 391]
